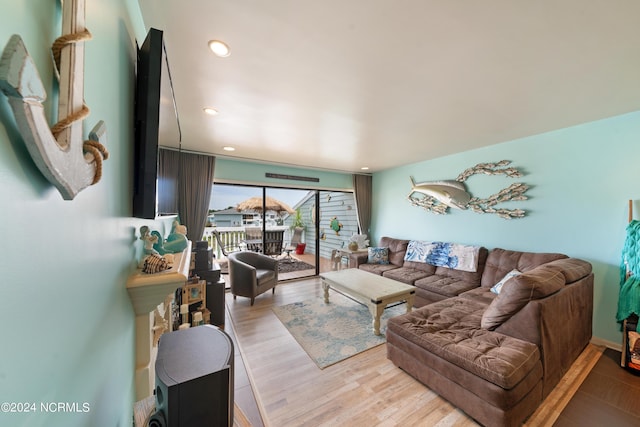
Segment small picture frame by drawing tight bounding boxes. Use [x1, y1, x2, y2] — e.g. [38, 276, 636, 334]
[183, 280, 205, 304]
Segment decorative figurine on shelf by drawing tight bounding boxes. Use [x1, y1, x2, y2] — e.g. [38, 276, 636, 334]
[140, 226, 159, 255]
[141, 253, 170, 274]
[151, 221, 189, 255]
[139, 226, 172, 273]
[164, 220, 188, 253]
[151, 230, 166, 255]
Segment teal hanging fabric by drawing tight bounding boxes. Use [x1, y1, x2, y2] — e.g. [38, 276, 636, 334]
[617, 220, 640, 331]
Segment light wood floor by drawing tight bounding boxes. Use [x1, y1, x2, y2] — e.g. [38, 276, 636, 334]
[554, 347, 640, 426]
[226, 278, 604, 427]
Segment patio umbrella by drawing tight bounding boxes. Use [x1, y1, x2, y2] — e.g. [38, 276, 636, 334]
[236, 196, 295, 214]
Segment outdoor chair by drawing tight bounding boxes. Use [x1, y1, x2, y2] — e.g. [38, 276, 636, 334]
[228, 251, 278, 306]
[282, 227, 303, 262]
[211, 230, 242, 274]
[244, 226, 263, 252]
[263, 229, 285, 257]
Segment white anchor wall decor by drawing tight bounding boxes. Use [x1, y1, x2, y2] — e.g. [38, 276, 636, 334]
[408, 160, 529, 219]
[0, 0, 108, 200]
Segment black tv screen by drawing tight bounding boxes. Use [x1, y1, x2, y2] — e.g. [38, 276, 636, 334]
[133, 28, 180, 219]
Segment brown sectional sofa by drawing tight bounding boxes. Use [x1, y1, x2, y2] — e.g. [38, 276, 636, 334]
[352, 237, 594, 427]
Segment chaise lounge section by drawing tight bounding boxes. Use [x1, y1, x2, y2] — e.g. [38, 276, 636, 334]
[353, 237, 594, 426]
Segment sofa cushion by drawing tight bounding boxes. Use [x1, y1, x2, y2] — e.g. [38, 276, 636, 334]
[256, 268, 276, 286]
[387, 297, 541, 390]
[367, 246, 389, 264]
[481, 248, 567, 288]
[383, 266, 432, 285]
[383, 259, 436, 284]
[378, 236, 410, 266]
[358, 263, 400, 276]
[460, 287, 498, 306]
[481, 264, 566, 330]
[414, 274, 484, 299]
[402, 259, 438, 273]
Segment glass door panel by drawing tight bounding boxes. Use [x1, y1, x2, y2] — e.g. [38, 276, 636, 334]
[206, 184, 262, 261]
[266, 187, 316, 280]
[318, 190, 359, 273]
[206, 183, 317, 281]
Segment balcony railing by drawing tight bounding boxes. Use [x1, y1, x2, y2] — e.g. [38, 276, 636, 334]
[202, 226, 291, 260]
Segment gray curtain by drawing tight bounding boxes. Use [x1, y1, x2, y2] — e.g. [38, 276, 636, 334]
[178, 151, 216, 242]
[353, 174, 372, 236]
[158, 148, 179, 215]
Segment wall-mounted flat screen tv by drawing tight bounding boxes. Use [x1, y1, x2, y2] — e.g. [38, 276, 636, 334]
[133, 28, 181, 219]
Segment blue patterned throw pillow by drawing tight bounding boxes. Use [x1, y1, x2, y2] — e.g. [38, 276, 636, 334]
[367, 247, 389, 264]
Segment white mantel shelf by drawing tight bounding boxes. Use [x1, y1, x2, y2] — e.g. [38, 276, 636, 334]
[126, 240, 192, 315]
[127, 240, 192, 400]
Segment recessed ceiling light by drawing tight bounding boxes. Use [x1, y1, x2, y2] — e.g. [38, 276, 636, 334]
[361, 166, 369, 170]
[203, 107, 218, 115]
[223, 146, 235, 152]
[208, 40, 230, 57]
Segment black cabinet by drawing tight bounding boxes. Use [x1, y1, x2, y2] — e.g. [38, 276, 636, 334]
[194, 268, 225, 328]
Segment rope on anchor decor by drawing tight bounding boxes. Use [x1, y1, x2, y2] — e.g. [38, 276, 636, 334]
[51, 29, 93, 68]
[50, 28, 109, 185]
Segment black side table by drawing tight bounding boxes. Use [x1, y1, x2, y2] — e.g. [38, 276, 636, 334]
[195, 268, 226, 328]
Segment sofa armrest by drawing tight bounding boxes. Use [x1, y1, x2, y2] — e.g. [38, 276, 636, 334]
[352, 252, 369, 268]
[495, 272, 593, 397]
[228, 257, 258, 294]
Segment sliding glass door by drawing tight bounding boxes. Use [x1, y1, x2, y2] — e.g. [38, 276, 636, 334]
[206, 183, 316, 280]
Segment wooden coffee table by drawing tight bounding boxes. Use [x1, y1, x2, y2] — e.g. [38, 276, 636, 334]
[320, 269, 415, 335]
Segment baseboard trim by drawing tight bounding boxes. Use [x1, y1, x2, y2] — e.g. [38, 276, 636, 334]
[590, 336, 621, 352]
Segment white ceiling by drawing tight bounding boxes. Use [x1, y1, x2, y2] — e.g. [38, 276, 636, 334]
[138, 0, 640, 173]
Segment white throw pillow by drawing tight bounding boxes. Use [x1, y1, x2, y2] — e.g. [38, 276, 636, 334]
[490, 269, 521, 294]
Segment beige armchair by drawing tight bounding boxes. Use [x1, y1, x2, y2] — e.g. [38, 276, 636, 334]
[228, 251, 278, 305]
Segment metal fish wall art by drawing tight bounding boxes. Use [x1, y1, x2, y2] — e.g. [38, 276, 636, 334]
[408, 160, 529, 219]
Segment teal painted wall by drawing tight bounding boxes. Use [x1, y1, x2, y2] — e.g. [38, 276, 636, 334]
[0, 1, 152, 426]
[214, 158, 353, 190]
[0, 1, 634, 423]
[371, 111, 640, 346]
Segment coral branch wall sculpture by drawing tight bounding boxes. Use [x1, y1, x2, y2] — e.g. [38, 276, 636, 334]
[408, 160, 529, 219]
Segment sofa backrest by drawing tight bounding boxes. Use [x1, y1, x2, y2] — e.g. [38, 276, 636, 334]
[481, 248, 568, 288]
[378, 236, 410, 266]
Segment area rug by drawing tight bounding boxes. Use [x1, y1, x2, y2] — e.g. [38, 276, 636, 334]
[277, 259, 314, 273]
[272, 292, 407, 369]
